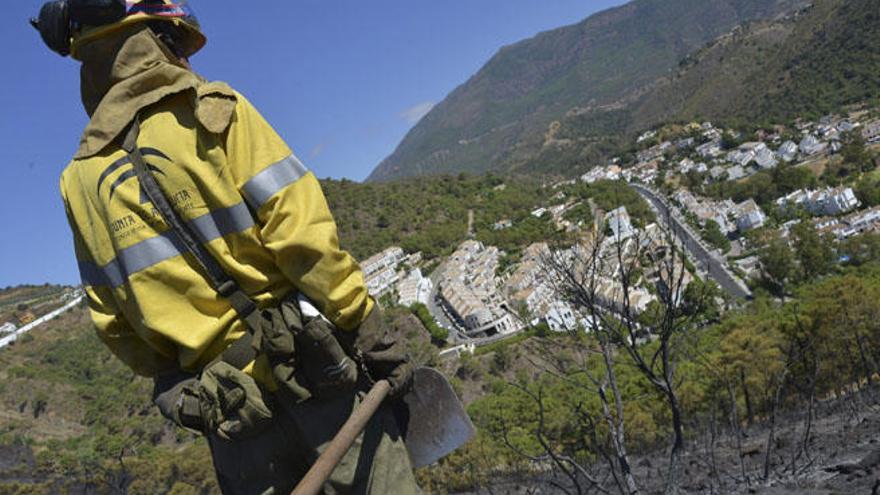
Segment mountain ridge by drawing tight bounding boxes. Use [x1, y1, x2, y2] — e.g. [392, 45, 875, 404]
[529, 0, 880, 175]
[368, 0, 807, 182]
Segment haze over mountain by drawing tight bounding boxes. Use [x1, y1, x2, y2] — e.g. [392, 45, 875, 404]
[367, 0, 810, 181]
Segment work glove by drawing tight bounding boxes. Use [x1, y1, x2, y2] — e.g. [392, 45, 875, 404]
[296, 314, 360, 398]
[348, 306, 414, 399]
[260, 301, 312, 405]
[152, 363, 273, 440]
[197, 361, 273, 441]
[152, 370, 203, 433]
[261, 297, 358, 402]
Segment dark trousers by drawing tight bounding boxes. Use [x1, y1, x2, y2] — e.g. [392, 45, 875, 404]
[208, 389, 420, 495]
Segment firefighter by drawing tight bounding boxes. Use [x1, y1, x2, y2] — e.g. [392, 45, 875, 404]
[31, 1, 418, 493]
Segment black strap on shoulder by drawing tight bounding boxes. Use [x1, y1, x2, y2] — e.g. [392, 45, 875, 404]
[122, 118, 261, 369]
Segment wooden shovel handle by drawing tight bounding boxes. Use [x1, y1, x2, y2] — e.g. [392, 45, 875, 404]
[291, 380, 392, 495]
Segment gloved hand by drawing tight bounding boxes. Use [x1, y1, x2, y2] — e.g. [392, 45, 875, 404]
[152, 370, 203, 433]
[197, 361, 273, 440]
[261, 297, 358, 402]
[152, 363, 273, 440]
[349, 306, 414, 398]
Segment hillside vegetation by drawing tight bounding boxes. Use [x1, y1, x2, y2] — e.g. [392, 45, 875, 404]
[0, 302, 219, 494]
[422, 260, 880, 493]
[322, 175, 651, 262]
[323, 174, 548, 261]
[633, 0, 880, 128]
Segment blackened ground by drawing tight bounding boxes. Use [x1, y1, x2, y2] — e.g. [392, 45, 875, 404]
[459, 387, 880, 494]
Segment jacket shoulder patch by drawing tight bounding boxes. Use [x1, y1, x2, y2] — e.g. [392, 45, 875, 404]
[195, 81, 238, 134]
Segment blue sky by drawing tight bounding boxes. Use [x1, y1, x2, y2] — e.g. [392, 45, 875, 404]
[0, 0, 625, 287]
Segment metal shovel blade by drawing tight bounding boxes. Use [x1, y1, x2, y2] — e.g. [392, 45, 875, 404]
[400, 367, 476, 468]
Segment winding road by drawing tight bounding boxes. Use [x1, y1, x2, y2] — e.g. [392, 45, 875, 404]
[631, 184, 752, 300]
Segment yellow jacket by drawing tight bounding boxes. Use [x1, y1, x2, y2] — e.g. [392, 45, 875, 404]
[61, 87, 373, 381]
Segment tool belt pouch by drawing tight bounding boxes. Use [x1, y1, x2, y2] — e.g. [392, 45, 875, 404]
[199, 361, 273, 441]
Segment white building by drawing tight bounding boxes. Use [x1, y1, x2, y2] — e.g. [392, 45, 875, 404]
[362, 246, 408, 297]
[817, 124, 839, 141]
[396, 269, 434, 307]
[438, 241, 523, 337]
[799, 134, 827, 156]
[697, 140, 723, 159]
[606, 206, 635, 240]
[361, 246, 405, 279]
[821, 187, 861, 215]
[777, 189, 809, 211]
[735, 199, 767, 232]
[845, 207, 880, 236]
[637, 142, 670, 163]
[466, 309, 520, 336]
[580, 165, 623, 184]
[727, 142, 767, 168]
[776, 187, 860, 216]
[678, 158, 696, 174]
[365, 266, 399, 296]
[777, 141, 799, 162]
[545, 301, 578, 332]
[676, 137, 696, 150]
[838, 120, 858, 133]
[442, 280, 521, 337]
[0, 323, 16, 335]
[754, 147, 778, 170]
[674, 189, 738, 234]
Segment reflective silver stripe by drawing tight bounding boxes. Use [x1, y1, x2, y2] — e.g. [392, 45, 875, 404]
[118, 234, 182, 286]
[189, 202, 256, 244]
[77, 234, 176, 288]
[242, 154, 309, 210]
[79, 202, 256, 288]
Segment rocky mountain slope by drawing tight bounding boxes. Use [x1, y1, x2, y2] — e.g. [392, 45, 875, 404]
[368, 0, 806, 181]
[532, 0, 880, 174]
[662, 0, 877, 121]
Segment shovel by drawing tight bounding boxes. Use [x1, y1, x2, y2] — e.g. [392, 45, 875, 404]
[291, 367, 475, 495]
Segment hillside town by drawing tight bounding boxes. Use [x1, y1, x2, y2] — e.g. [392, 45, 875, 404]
[354, 108, 880, 349]
[361, 206, 689, 342]
[581, 112, 880, 277]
